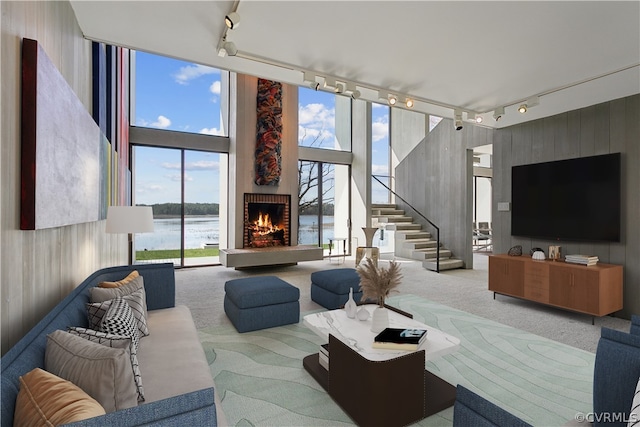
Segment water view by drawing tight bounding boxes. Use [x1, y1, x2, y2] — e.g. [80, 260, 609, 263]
[135, 215, 335, 250]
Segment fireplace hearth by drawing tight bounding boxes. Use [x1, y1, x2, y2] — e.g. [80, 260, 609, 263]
[244, 194, 290, 248]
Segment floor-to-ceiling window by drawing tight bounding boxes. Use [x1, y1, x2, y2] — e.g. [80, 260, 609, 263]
[130, 51, 229, 266]
[371, 102, 390, 205]
[298, 87, 352, 258]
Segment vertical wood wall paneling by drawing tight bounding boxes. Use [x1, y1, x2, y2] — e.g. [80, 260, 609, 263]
[1, 1, 125, 355]
[624, 95, 640, 318]
[493, 94, 640, 318]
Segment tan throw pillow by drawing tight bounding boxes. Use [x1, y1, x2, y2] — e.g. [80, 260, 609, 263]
[14, 368, 105, 427]
[45, 330, 138, 412]
[98, 270, 139, 288]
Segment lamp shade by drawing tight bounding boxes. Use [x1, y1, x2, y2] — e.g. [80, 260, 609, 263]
[106, 206, 154, 234]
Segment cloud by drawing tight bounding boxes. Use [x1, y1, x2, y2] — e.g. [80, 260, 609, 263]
[161, 160, 219, 171]
[298, 102, 336, 146]
[210, 81, 221, 95]
[161, 162, 180, 170]
[299, 103, 334, 127]
[166, 173, 193, 182]
[135, 183, 164, 195]
[173, 64, 218, 85]
[372, 118, 389, 142]
[372, 164, 389, 175]
[151, 115, 171, 129]
[185, 160, 219, 171]
[200, 127, 223, 136]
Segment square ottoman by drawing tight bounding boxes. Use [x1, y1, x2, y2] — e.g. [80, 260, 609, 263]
[224, 276, 300, 333]
[310, 268, 362, 310]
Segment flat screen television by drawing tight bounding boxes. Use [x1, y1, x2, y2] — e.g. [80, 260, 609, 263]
[511, 153, 621, 242]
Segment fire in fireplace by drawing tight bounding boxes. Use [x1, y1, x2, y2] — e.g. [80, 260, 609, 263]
[244, 194, 290, 248]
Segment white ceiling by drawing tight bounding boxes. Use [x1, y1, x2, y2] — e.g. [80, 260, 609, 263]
[70, 1, 640, 129]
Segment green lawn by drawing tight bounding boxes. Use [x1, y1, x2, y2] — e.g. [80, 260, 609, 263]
[136, 245, 332, 261]
[135, 248, 219, 260]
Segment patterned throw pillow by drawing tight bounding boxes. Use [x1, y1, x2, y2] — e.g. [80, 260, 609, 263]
[87, 287, 149, 336]
[98, 298, 144, 401]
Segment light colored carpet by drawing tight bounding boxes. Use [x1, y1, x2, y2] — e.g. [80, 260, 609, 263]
[198, 294, 595, 426]
[176, 253, 631, 353]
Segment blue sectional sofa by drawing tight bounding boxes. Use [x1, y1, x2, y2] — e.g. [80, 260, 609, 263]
[1, 263, 217, 426]
[593, 327, 640, 427]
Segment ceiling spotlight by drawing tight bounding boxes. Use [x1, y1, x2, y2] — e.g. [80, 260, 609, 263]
[323, 77, 338, 92]
[303, 72, 319, 90]
[475, 115, 483, 124]
[345, 82, 361, 99]
[388, 95, 397, 106]
[518, 104, 527, 113]
[405, 98, 414, 108]
[493, 106, 505, 121]
[217, 38, 237, 57]
[225, 12, 240, 29]
[454, 109, 463, 131]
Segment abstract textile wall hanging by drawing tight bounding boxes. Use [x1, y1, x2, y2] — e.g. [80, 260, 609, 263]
[255, 79, 282, 186]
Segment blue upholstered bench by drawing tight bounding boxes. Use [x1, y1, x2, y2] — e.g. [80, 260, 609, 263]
[224, 276, 300, 333]
[310, 268, 362, 310]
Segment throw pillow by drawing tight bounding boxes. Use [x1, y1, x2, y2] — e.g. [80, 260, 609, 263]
[87, 287, 149, 336]
[98, 270, 139, 288]
[67, 326, 144, 403]
[45, 330, 138, 412]
[98, 297, 144, 401]
[14, 368, 105, 426]
[89, 276, 147, 332]
[629, 376, 640, 427]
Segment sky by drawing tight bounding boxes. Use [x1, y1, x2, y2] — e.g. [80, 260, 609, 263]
[133, 51, 390, 205]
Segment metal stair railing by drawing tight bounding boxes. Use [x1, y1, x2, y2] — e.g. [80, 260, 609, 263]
[372, 175, 441, 273]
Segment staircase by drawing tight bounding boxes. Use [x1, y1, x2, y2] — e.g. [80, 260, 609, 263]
[371, 203, 464, 272]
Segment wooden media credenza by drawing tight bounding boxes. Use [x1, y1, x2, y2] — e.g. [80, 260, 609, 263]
[488, 254, 623, 322]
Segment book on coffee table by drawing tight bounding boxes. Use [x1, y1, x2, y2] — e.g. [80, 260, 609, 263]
[372, 328, 428, 350]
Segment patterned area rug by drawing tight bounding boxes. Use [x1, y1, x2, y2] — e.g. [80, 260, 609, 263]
[198, 294, 594, 426]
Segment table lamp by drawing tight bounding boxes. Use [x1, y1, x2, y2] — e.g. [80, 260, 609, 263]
[106, 206, 154, 264]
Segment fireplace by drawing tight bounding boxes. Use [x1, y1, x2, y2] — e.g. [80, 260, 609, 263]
[244, 193, 290, 248]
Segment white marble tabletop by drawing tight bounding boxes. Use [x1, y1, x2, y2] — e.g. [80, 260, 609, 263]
[303, 304, 460, 364]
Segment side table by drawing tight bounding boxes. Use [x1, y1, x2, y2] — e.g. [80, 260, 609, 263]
[328, 237, 347, 264]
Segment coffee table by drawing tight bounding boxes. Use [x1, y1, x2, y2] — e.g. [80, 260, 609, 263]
[303, 304, 460, 427]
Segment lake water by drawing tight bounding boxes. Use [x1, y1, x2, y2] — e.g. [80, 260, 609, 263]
[135, 215, 335, 250]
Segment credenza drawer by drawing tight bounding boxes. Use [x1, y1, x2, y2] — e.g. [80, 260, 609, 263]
[524, 286, 549, 302]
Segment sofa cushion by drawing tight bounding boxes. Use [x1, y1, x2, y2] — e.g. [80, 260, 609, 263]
[90, 276, 149, 336]
[45, 330, 138, 412]
[98, 270, 139, 288]
[14, 368, 105, 427]
[98, 297, 144, 401]
[137, 305, 215, 403]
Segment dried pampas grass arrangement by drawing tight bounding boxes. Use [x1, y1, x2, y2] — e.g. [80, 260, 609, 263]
[356, 258, 402, 307]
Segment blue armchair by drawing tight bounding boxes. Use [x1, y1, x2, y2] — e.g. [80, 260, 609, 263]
[453, 384, 532, 427]
[631, 314, 640, 336]
[593, 328, 640, 427]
